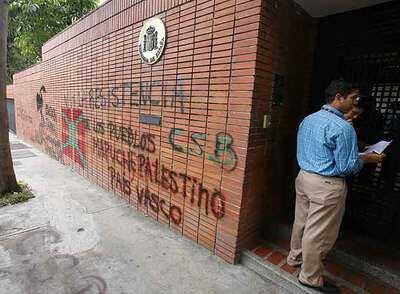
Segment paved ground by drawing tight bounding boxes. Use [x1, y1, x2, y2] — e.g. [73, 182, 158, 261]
[0, 134, 288, 294]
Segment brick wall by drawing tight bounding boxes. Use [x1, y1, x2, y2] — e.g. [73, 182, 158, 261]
[9, 0, 316, 262]
[11, 0, 262, 263]
[13, 64, 43, 142]
[237, 0, 316, 249]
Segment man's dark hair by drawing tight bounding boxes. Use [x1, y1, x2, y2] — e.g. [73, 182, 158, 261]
[325, 79, 357, 103]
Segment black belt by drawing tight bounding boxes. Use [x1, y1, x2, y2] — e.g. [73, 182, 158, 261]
[301, 169, 345, 179]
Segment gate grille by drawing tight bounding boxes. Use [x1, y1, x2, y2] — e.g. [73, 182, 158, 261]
[340, 53, 400, 242]
[310, 0, 400, 242]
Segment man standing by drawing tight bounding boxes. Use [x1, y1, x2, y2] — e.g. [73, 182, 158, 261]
[287, 80, 385, 293]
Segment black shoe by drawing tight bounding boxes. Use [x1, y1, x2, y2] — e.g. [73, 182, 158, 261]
[298, 280, 341, 294]
[292, 263, 301, 268]
[286, 259, 302, 268]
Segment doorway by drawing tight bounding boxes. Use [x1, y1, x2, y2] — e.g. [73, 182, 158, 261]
[310, 0, 400, 247]
[259, 0, 400, 281]
[6, 98, 16, 134]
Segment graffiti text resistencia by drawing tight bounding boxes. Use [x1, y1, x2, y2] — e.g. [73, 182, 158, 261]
[68, 79, 187, 114]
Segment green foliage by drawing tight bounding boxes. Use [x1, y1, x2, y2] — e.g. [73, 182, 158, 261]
[0, 181, 35, 207]
[7, 0, 99, 83]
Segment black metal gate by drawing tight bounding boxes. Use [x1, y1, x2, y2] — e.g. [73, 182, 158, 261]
[310, 1, 400, 242]
[343, 52, 400, 242]
[6, 98, 16, 134]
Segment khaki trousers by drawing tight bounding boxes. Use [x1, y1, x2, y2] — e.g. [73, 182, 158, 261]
[287, 170, 347, 287]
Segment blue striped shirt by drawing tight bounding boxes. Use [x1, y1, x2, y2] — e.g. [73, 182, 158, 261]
[297, 104, 363, 177]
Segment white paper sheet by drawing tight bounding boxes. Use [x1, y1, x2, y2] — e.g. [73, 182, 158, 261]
[359, 140, 392, 156]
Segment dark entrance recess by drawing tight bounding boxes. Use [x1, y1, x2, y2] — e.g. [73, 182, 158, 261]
[310, 0, 400, 244]
[6, 98, 16, 134]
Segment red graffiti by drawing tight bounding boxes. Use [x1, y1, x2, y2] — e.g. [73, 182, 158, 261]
[136, 186, 182, 225]
[62, 109, 87, 168]
[108, 161, 226, 222]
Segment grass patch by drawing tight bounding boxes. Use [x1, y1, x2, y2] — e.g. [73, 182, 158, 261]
[0, 182, 35, 207]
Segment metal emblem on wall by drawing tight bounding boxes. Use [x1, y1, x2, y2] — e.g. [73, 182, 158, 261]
[138, 17, 166, 65]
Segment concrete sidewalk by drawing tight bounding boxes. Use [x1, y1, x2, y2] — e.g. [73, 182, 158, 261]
[0, 134, 288, 294]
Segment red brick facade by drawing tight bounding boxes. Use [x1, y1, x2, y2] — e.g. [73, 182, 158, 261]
[238, 0, 316, 251]
[9, 0, 315, 263]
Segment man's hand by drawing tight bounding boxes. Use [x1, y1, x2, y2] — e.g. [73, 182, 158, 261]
[361, 153, 386, 164]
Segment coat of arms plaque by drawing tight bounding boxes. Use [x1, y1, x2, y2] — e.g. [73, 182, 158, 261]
[138, 18, 166, 65]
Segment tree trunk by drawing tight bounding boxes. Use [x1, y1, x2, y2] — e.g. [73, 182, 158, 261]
[0, 0, 18, 195]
